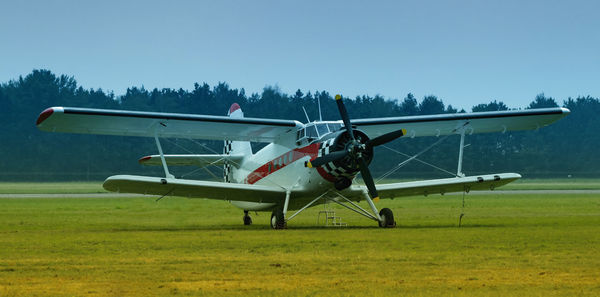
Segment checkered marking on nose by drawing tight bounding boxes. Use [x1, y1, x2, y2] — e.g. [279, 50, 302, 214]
[318, 139, 355, 179]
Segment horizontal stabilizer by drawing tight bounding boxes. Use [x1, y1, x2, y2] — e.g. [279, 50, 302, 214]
[103, 175, 286, 203]
[139, 154, 244, 168]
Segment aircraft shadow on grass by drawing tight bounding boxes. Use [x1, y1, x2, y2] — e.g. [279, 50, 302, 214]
[110, 223, 504, 232]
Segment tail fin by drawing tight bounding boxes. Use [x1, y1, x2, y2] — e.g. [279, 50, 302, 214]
[223, 103, 252, 183]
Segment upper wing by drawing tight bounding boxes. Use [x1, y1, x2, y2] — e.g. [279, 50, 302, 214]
[103, 175, 286, 202]
[352, 108, 570, 138]
[139, 154, 244, 168]
[341, 173, 521, 199]
[36, 107, 302, 143]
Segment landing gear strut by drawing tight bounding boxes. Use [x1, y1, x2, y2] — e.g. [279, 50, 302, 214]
[270, 208, 286, 229]
[378, 208, 396, 228]
[243, 210, 252, 226]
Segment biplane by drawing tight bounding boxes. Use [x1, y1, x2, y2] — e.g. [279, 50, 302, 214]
[36, 95, 569, 228]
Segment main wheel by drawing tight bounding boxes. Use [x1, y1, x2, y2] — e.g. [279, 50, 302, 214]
[270, 208, 286, 229]
[378, 208, 396, 228]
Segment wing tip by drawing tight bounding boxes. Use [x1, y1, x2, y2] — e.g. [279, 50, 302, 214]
[36, 107, 54, 125]
[138, 156, 152, 164]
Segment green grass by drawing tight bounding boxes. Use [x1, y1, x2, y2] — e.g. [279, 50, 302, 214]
[1, 192, 599, 296]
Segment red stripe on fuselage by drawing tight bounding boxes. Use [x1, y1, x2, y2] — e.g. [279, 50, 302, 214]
[245, 143, 336, 184]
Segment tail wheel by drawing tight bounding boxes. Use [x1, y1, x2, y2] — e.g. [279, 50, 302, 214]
[270, 208, 286, 229]
[378, 208, 396, 228]
[243, 214, 252, 226]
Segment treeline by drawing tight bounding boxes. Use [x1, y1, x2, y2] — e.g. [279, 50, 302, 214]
[1, 69, 598, 181]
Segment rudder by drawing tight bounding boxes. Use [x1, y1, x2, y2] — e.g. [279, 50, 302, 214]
[224, 103, 252, 183]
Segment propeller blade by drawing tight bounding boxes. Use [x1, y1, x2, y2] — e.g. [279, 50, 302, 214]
[335, 94, 355, 141]
[306, 150, 349, 168]
[358, 157, 379, 201]
[366, 128, 407, 148]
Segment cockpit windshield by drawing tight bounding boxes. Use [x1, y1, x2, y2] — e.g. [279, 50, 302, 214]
[296, 121, 343, 145]
[327, 123, 342, 132]
[316, 124, 329, 136]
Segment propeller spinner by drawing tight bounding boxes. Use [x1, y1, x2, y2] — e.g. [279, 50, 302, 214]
[307, 94, 406, 201]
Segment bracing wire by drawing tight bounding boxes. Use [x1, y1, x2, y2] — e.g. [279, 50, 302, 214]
[177, 137, 290, 191]
[381, 145, 457, 177]
[375, 132, 455, 182]
[374, 123, 469, 183]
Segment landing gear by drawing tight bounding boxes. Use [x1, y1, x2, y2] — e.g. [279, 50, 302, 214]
[243, 210, 252, 226]
[270, 208, 286, 229]
[378, 208, 396, 228]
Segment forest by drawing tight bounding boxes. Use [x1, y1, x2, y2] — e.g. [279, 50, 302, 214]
[1, 69, 598, 181]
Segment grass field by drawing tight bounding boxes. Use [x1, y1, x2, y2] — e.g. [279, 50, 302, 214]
[1, 189, 599, 296]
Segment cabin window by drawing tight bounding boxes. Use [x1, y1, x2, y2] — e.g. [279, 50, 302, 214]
[268, 163, 272, 173]
[289, 152, 294, 163]
[283, 154, 287, 164]
[296, 129, 305, 140]
[279, 157, 283, 167]
[306, 125, 318, 139]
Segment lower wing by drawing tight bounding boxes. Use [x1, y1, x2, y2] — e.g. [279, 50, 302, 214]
[343, 173, 521, 199]
[103, 175, 286, 203]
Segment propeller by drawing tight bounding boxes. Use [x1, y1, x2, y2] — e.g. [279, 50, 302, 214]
[306, 150, 348, 168]
[307, 94, 407, 201]
[366, 128, 407, 148]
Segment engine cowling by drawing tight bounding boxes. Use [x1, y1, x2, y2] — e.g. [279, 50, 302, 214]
[316, 129, 374, 187]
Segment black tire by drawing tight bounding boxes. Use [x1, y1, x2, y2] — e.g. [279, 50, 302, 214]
[378, 208, 396, 228]
[243, 215, 252, 226]
[270, 208, 286, 229]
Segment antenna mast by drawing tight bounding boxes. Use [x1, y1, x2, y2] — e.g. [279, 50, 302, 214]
[302, 106, 311, 123]
[317, 96, 323, 121]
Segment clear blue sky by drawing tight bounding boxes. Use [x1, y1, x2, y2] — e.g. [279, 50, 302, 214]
[1, 0, 598, 110]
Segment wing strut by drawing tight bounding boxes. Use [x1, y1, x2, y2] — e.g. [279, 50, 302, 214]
[283, 190, 291, 218]
[362, 190, 382, 221]
[154, 130, 175, 179]
[457, 125, 467, 177]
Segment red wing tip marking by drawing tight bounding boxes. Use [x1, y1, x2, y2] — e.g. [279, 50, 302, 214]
[36, 108, 54, 125]
[229, 103, 241, 114]
[138, 156, 152, 163]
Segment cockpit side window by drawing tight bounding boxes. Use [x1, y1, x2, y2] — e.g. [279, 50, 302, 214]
[306, 125, 318, 139]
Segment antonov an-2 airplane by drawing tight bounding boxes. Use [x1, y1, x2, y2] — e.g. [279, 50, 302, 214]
[36, 95, 569, 229]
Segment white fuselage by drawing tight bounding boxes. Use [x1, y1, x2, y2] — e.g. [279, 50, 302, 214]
[229, 141, 337, 211]
[225, 106, 355, 211]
